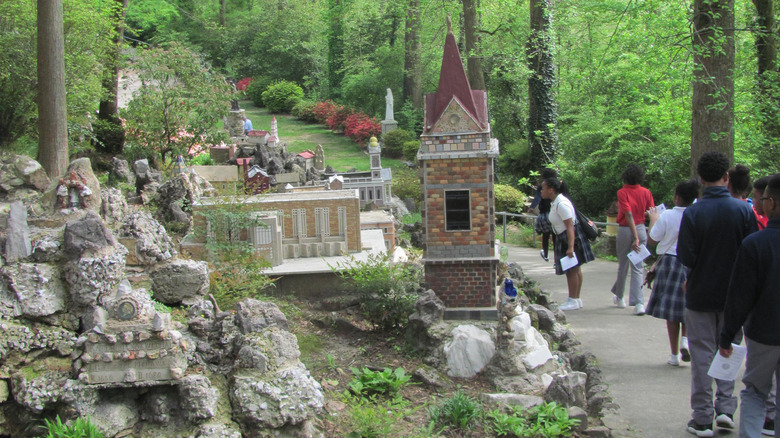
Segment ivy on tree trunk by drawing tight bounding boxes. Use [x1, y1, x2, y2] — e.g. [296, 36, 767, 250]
[527, 0, 558, 172]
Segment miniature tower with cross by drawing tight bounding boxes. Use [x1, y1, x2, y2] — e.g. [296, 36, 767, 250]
[417, 18, 500, 308]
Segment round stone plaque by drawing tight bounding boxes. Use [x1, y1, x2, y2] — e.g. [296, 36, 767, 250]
[116, 299, 138, 321]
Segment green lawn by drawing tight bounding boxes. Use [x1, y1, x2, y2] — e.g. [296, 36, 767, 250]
[241, 101, 406, 173]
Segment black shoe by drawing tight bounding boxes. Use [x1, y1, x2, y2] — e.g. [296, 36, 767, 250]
[539, 250, 549, 262]
[763, 417, 775, 436]
[715, 413, 735, 429]
[687, 420, 714, 437]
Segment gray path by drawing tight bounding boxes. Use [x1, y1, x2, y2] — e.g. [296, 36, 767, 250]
[506, 244, 744, 438]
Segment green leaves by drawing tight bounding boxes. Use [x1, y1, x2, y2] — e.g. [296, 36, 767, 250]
[347, 366, 413, 398]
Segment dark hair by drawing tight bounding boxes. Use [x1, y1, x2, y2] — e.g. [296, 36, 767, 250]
[540, 168, 557, 179]
[622, 164, 644, 185]
[754, 175, 771, 192]
[542, 177, 563, 194]
[697, 152, 730, 183]
[728, 164, 751, 197]
[675, 178, 700, 206]
[767, 173, 780, 202]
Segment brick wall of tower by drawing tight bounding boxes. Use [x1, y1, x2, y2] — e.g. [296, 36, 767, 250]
[424, 259, 497, 307]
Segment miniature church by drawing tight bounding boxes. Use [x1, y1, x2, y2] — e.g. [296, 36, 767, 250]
[417, 19, 500, 308]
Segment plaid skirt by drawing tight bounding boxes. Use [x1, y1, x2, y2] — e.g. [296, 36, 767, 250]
[535, 212, 553, 234]
[553, 224, 595, 275]
[646, 254, 687, 323]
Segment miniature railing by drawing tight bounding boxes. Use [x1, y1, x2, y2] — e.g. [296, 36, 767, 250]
[495, 211, 609, 245]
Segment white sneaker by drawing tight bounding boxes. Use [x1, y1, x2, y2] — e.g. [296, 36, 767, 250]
[680, 336, 691, 362]
[668, 354, 681, 366]
[576, 298, 583, 308]
[559, 298, 581, 311]
[613, 296, 626, 308]
[635, 303, 645, 315]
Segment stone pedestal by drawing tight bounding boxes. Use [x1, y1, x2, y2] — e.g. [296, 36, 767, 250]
[227, 110, 245, 137]
[381, 120, 398, 135]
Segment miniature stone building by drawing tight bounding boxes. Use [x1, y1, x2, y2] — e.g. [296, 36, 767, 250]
[330, 137, 393, 208]
[417, 25, 500, 308]
[360, 210, 395, 252]
[190, 165, 239, 193]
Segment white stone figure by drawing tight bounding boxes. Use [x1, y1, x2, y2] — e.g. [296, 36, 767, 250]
[385, 88, 394, 121]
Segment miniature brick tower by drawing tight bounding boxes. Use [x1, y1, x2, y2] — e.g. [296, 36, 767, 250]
[418, 20, 500, 308]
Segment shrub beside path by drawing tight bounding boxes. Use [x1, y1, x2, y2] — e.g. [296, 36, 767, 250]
[506, 243, 745, 438]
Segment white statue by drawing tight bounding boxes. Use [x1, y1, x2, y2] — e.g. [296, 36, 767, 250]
[385, 88, 394, 121]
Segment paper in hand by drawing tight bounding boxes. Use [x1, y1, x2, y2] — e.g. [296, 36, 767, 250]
[707, 344, 746, 381]
[654, 204, 667, 215]
[627, 244, 651, 266]
[560, 253, 579, 271]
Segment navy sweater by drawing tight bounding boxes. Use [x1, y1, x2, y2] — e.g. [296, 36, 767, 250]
[720, 218, 780, 348]
[677, 186, 758, 312]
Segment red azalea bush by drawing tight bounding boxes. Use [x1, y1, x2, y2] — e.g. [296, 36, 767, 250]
[344, 113, 381, 146]
[312, 101, 339, 124]
[236, 77, 253, 91]
[325, 105, 354, 132]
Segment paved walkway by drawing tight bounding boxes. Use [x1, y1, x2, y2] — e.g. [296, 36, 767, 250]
[506, 244, 745, 438]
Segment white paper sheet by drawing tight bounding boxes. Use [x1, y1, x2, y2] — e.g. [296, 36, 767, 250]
[707, 344, 747, 381]
[560, 253, 579, 271]
[654, 203, 667, 215]
[627, 244, 651, 266]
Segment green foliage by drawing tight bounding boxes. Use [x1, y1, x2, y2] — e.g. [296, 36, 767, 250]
[396, 102, 424, 137]
[125, 0, 179, 43]
[499, 141, 531, 181]
[194, 197, 275, 309]
[189, 152, 214, 166]
[497, 222, 537, 248]
[381, 129, 411, 159]
[495, 184, 527, 214]
[428, 390, 483, 432]
[391, 167, 422, 204]
[340, 46, 403, 117]
[331, 253, 421, 330]
[343, 394, 414, 438]
[486, 401, 579, 437]
[91, 117, 125, 155]
[121, 42, 233, 167]
[246, 76, 274, 108]
[40, 415, 104, 438]
[291, 100, 318, 123]
[402, 140, 420, 162]
[347, 367, 412, 398]
[0, 0, 114, 147]
[262, 81, 305, 114]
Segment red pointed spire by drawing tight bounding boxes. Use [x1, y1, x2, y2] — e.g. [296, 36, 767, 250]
[424, 22, 487, 132]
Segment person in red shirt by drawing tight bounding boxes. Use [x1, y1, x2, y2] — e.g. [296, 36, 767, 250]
[611, 164, 654, 315]
[752, 175, 770, 230]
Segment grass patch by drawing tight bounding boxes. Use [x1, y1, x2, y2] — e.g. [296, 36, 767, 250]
[296, 331, 324, 367]
[497, 222, 537, 248]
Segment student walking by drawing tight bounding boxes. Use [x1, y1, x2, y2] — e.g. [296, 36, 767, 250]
[611, 164, 655, 315]
[541, 177, 595, 311]
[646, 179, 700, 366]
[718, 173, 780, 437]
[677, 152, 758, 437]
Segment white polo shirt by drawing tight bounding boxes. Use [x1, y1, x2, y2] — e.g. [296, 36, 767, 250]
[549, 194, 576, 235]
[648, 206, 686, 255]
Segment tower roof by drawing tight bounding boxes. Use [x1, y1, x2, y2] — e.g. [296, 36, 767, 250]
[424, 27, 487, 132]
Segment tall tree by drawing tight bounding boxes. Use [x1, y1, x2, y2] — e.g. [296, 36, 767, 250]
[327, 0, 347, 98]
[98, 0, 127, 122]
[751, 0, 780, 164]
[37, 0, 69, 178]
[527, 0, 557, 170]
[403, 0, 422, 108]
[462, 0, 485, 90]
[690, 0, 735, 167]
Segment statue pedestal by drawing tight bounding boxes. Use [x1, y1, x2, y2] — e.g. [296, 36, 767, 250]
[228, 110, 246, 137]
[381, 120, 398, 135]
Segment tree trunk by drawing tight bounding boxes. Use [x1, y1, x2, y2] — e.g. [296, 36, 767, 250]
[220, 0, 226, 26]
[527, 0, 558, 170]
[463, 0, 485, 90]
[327, 0, 346, 98]
[98, 0, 127, 121]
[691, 0, 735, 168]
[37, 0, 69, 179]
[403, 0, 422, 108]
[751, 0, 780, 161]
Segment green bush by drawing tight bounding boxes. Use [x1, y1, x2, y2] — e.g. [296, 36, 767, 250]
[486, 401, 579, 437]
[381, 129, 411, 158]
[189, 152, 214, 166]
[428, 390, 483, 432]
[392, 167, 422, 204]
[396, 101, 424, 137]
[330, 253, 421, 330]
[245, 76, 275, 107]
[40, 415, 104, 438]
[91, 117, 125, 154]
[495, 184, 526, 214]
[347, 367, 413, 398]
[262, 80, 304, 114]
[402, 140, 420, 162]
[292, 100, 318, 123]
